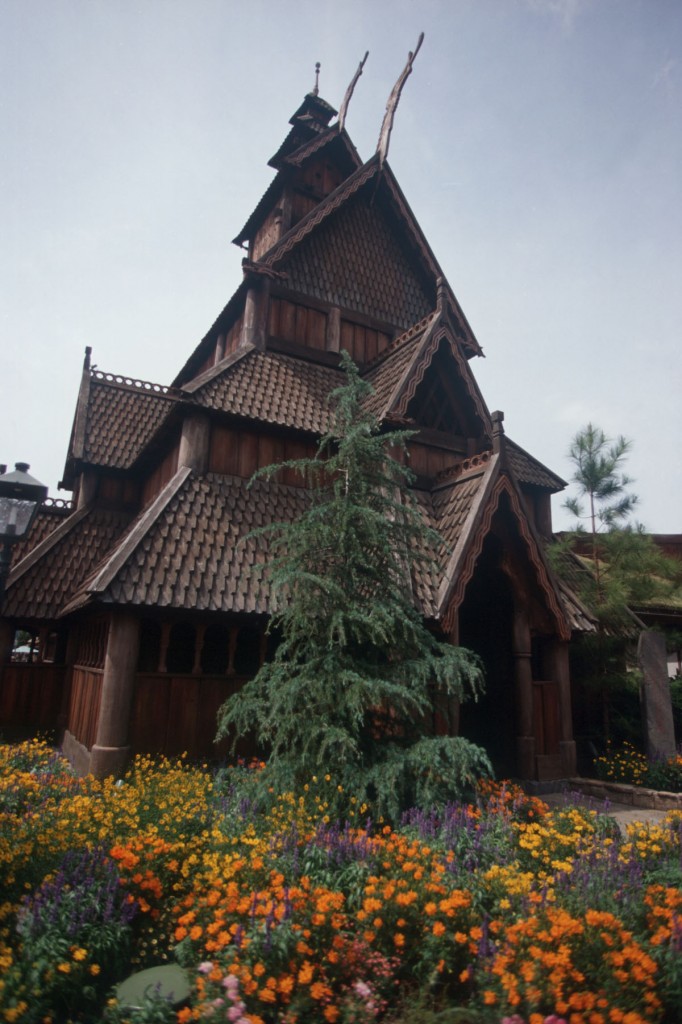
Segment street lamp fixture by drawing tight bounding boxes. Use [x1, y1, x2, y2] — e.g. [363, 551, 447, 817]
[0, 463, 48, 602]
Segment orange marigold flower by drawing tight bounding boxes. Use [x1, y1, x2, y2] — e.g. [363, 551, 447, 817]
[483, 991, 497, 1005]
[323, 1007, 339, 1023]
[311, 982, 331, 1001]
[432, 921, 446, 937]
[189, 926, 202, 941]
[393, 932, 405, 948]
[297, 962, 314, 985]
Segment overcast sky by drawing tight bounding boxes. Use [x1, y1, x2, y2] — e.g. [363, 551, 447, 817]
[1, 0, 680, 532]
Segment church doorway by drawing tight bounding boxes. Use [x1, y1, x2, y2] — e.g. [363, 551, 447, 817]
[458, 533, 517, 779]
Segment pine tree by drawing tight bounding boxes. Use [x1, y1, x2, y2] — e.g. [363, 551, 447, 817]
[217, 352, 491, 819]
[556, 423, 680, 743]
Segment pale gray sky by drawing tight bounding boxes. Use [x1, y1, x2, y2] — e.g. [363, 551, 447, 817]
[1, 0, 680, 531]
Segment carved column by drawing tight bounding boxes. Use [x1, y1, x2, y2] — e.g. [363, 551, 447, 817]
[547, 639, 577, 776]
[89, 611, 140, 778]
[513, 610, 535, 779]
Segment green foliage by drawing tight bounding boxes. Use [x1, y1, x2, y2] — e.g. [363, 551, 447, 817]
[9, 847, 135, 1022]
[555, 424, 682, 743]
[594, 742, 682, 793]
[217, 351, 490, 819]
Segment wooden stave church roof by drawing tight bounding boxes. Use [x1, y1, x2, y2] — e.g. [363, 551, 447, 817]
[3, 84, 578, 634]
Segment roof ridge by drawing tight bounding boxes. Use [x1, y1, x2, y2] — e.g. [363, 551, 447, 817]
[433, 449, 494, 489]
[364, 311, 437, 371]
[182, 343, 257, 396]
[260, 157, 379, 267]
[91, 369, 179, 398]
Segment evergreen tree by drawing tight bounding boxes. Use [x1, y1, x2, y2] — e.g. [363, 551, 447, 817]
[217, 352, 491, 819]
[555, 423, 680, 743]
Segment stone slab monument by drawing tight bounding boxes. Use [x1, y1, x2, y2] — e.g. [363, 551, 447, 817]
[638, 630, 676, 762]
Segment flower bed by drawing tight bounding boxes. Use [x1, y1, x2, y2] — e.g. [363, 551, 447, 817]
[1, 741, 682, 1024]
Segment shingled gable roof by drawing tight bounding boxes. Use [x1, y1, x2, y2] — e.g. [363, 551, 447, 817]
[428, 450, 573, 640]
[3, 503, 133, 621]
[61, 469, 310, 617]
[185, 345, 343, 434]
[268, 92, 338, 170]
[62, 363, 179, 485]
[232, 126, 362, 249]
[256, 155, 483, 358]
[60, 467, 193, 616]
[364, 310, 491, 431]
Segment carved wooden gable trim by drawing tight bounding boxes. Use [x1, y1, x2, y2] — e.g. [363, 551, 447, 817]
[438, 466, 571, 641]
[388, 320, 491, 435]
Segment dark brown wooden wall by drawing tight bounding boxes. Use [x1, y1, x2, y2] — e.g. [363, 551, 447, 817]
[269, 296, 328, 350]
[68, 667, 103, 750]
[209, 424, 315, 484]
[0, 663, 66, 735]
[142, 443, 180, 507]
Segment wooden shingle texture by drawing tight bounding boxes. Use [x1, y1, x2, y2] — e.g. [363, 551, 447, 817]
[193, 351, 343, 433]
[280, 199, 433, 330]
[5, 508, 132, 620]
[83, 378, 176, 469]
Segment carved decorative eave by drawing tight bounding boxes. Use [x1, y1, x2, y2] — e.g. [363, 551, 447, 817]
[437, 457, 573, 641]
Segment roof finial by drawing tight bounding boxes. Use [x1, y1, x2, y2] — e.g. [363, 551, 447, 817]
[337, 51, 369, 132]
[313, 61, 321, 96]
[377, 33, 424, 168]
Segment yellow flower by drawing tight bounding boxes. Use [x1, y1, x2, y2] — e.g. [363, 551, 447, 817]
[72, 947, 87, 961]
[57, 962, 71, 974]
[90, 964, 101, 976]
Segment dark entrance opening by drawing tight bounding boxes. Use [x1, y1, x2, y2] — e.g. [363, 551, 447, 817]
[458, 533, 517, 779]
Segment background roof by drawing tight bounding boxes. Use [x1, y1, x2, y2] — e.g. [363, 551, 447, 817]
[2, 0, 680, 531]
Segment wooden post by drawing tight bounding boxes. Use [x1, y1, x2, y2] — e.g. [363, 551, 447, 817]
[326, 306, 341, 354]
[159, 623, 171, 673]
[240, 279, 270, 351]
[513, 610, 536, 779]
[178, 413, 210, 473]
[193, 624, 206, 675]
[547, 639, 577, 776]
[89, 611, 140, 778]
[0, 620, 13, 667]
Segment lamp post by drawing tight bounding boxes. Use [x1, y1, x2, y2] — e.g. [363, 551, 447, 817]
[0, 463, 48, 603]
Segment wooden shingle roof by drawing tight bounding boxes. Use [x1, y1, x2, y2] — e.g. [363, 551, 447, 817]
[191, 348, 343, 433]
[82, 375, 177, 469]
[3, 505, 133, 620]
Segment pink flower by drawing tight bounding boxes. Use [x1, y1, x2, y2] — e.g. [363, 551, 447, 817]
[198, 961, 213, 975]
[227, 1007, 244, 1022]
[353, 981, 372, 999]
